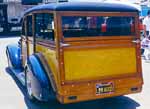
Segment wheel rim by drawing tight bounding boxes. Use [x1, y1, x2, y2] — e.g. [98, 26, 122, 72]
[26, 67, 32, 97]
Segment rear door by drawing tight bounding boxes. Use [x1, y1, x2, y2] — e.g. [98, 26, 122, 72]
[60, 12, 141, 82]
[33, 12, 59, 86]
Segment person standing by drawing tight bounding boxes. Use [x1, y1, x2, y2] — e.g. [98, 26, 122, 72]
[141, 10, 150, 59]
[143, 10, 150, 37]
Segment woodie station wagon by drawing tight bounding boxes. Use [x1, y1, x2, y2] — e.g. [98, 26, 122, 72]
[6, 2, 143, 104]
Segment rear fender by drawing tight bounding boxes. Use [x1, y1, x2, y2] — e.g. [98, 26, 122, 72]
[27, 55, 50, 101]
[6, 44, 22, 69]
[27, 55, 49, 88]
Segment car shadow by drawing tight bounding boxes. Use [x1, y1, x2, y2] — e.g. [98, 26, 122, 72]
[5, 67, 140, 109]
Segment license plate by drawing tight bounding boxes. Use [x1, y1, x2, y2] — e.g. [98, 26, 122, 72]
[96, 82, 114, 94]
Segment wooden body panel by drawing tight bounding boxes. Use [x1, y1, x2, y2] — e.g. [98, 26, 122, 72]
[21, 36, 28, 66]
[57, 76, 143, 104]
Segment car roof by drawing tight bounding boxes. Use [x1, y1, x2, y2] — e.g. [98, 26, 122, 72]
[24, 2, 139, 15]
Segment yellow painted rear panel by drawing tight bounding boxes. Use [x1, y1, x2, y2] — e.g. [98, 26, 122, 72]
[64, 47, 137, 81]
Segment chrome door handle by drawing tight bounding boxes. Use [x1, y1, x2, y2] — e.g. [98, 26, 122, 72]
[132, 39, 140, 44]
[60, 43, 70, 47]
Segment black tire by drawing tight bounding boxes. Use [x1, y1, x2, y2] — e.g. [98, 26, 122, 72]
[25, 66, 36, 101]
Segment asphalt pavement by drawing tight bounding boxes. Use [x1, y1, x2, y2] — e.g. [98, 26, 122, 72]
[0, 36, 150, 109]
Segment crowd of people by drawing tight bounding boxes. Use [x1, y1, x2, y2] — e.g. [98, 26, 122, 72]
[141, 10, 150, 61]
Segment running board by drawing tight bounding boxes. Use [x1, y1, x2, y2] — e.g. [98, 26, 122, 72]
[10, 68, 25, 86]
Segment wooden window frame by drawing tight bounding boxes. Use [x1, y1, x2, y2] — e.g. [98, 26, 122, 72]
[33, 11, 56, 50]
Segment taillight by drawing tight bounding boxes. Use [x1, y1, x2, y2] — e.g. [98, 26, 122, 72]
[101, 23, 106, 32]
[139, 23, 144, 31]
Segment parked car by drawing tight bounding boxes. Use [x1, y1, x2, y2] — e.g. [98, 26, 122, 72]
[0, 3, 9, 32]
[6, 2, 143, 104]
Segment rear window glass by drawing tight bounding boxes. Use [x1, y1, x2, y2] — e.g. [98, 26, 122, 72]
[62, 16, 135, 38]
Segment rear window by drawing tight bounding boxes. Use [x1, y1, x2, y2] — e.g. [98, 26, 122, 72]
[62, 16, 135, 38]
